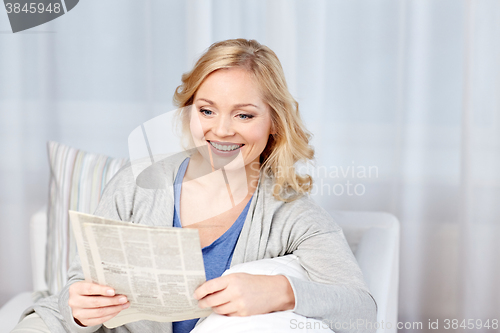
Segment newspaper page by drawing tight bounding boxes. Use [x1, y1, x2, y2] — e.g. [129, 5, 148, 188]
[69, 211, 212, 328]
[69, 211, 129, 285]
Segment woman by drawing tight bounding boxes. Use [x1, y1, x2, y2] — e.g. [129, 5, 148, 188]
[13, 39, 377, 333]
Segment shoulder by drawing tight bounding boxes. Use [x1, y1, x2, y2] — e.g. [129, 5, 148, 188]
[104, 152, 188, 191]
[277, 195, 341, 233]
[95, 152, 188, 221]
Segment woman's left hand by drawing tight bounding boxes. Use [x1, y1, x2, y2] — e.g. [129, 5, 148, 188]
[193, 273, 295, 316]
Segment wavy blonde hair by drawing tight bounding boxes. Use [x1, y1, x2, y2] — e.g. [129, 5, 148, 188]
[173, 39, 314, 202]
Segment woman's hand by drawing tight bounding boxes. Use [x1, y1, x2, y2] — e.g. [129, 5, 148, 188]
[68, 281, 130, 327]
[193, 273, 295, 316]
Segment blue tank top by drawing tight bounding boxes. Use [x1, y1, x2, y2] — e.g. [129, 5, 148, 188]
[172, 157, 252, 333]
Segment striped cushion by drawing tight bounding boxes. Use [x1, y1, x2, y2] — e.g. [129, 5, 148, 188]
[46, 141, 128, 295]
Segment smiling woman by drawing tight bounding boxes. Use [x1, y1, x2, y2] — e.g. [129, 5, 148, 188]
[13, 39, 377, 333]
[174, 39, 314, 202]
[193, 68, 273, 167]
[187, 68, 274, 188]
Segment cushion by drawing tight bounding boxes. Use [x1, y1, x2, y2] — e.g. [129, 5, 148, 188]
[191, 255, 334, 333]
[45, 141, 128, 295]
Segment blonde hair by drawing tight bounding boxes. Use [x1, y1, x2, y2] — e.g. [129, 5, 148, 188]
[173, 39, 314, 202]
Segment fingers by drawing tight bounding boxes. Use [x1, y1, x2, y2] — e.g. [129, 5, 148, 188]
[68, 281, 130, 327]
[209, 301, 238, 316]
[196, 273, 283, 317]
[80, 313, 118, 327]
[70, 294, 128, 309]
[69, 282, 128, 309]
[72, 281, 115, 296]
[197, 291, 249, 317]
[197, 290, 229, 310]
[194, 276, 230, 300]
[73, 302, 129, 327]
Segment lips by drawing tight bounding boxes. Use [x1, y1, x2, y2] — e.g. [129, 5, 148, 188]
[207, 140, 244, 152]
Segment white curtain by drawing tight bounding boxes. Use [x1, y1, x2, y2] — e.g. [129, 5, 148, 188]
[1, 0, 499, 330]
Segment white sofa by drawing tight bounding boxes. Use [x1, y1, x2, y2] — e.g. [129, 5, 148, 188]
[0, 208, 399, 333]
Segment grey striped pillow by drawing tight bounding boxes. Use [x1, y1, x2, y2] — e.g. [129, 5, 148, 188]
[46, 141, 128, 295]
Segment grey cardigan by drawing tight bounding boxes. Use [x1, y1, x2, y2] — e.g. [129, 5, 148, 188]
[22, 153, 377, 333]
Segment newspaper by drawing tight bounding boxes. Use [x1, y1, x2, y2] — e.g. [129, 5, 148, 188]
[69, 210, 212, 328]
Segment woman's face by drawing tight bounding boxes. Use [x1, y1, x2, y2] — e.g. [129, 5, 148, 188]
[190, 67, 274, 170]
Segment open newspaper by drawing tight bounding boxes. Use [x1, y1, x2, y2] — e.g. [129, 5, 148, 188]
[69, 210, 212, 328]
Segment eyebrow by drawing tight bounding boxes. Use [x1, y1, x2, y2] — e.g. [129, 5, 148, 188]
[195, 98, 259, 109]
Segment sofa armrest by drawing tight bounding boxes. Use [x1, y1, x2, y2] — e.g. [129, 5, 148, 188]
[331, 210, 400, 333]
[30, 207, 48, 292]
[0, 292, 34, 333]
[355, 215, 400, 333]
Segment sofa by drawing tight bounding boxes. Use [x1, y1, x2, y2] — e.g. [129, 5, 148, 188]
[0, 141, 400, 332]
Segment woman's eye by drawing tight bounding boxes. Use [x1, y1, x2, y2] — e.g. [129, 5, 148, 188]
[237, 114, 254, 120]
[200, 108, 213, 116]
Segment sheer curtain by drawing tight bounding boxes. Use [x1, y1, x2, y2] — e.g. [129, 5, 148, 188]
[1, 0, 499, 330]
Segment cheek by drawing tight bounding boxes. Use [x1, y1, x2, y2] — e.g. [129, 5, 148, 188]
[245, 124, 271, 148]
[189, 111, 206, 141]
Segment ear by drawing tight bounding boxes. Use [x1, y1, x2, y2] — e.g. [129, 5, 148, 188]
[270, 122, 277, 135]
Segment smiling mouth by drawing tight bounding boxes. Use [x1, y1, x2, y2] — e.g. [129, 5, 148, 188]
[207, 140, 244, 152]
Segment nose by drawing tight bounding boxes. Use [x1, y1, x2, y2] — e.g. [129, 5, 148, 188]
[212, 114, 235, 138]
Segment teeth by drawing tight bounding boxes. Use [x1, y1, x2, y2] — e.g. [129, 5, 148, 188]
[209, 141, 242, 151]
